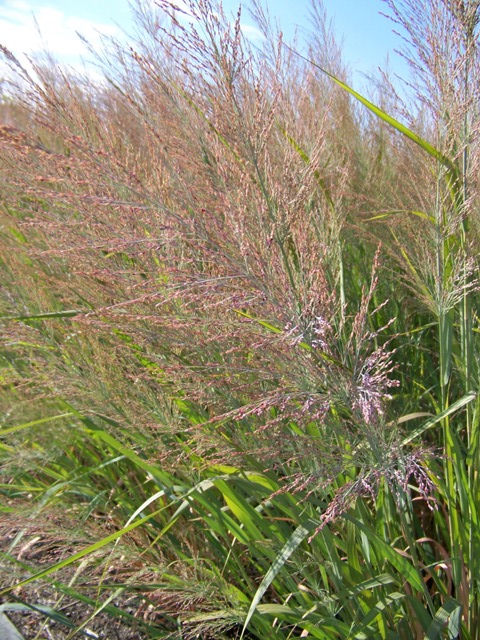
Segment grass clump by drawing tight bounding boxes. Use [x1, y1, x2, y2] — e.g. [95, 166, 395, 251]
[1, 0, 480, 637]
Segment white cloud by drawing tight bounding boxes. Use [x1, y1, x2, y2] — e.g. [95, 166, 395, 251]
[0, 0, 120, 68]
[239, 23, 265, 43]
[0, 0, 263, 87]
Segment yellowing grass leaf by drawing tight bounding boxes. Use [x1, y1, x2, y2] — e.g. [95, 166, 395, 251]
[366, 210, 436, 224]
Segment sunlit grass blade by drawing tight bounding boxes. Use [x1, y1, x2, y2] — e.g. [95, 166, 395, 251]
[0, 413, 73, 436]
[284, 45, 460, 187]
[240, 521, 316, 639]
[365, 210, 436, 224]
[401, 391, 476, 445]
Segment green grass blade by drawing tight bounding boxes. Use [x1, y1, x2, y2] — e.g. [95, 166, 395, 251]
[401, 391, 476, 445]
[285, 46, 458, 182]
[0, 505, 169, 597]
[240, 521, 316, 639]
[424, 598, 461, 639]
[0, 601, 74, 629]
[234, 309, 344, 366]
[280, 128, 336, 214]
[349, 591, 407, 638]
[344, 516, 425, 593]
[65, 587, 126, 640]
[0, 413, 73, 436]
[0, 553, 161, 632]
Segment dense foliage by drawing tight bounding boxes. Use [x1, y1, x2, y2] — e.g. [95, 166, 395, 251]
[1, 0, 480, 637]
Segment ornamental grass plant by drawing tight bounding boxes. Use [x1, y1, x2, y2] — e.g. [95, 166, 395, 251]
[0, 0, 480, 637]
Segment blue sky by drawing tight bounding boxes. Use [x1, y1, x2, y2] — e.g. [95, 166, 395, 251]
[0, 0, 408, 88]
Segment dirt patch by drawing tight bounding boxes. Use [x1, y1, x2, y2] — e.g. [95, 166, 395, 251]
[0, 514, 160, 639]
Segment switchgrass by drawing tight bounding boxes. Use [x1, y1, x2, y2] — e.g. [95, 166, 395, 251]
[1, 0, 480, 637]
